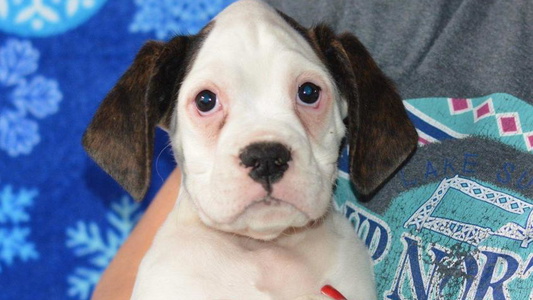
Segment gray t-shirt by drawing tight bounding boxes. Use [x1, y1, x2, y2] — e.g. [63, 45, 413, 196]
[268, 1, 533, 299]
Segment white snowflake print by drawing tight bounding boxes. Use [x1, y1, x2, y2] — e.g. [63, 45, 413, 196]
[66, 196, 143, 300]
[0, 0, 108, 37]
[130, 0, 236, 39]
[0, 39, 62, 157]
[0, 184, 39, 272]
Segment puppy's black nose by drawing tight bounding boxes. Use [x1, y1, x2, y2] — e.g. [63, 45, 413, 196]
[239, 142, 292, 190]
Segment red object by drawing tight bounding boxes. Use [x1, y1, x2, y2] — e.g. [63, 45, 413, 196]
[321, 285, 347, 300]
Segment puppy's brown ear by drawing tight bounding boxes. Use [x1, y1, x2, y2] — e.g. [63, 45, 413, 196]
[82, 37, 190, 200]
[310, 26, 418, 195]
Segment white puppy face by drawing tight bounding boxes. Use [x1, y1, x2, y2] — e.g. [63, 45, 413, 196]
[83, 0, 417, 243]
[170, 1, 347, 240]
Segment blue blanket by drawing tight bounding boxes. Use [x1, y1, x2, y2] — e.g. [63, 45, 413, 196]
[0, 1, 234, 299]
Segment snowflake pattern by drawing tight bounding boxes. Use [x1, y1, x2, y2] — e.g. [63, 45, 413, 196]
[66, 196, 143, 300]
[0, 0, 108, 37]
[130, 0, 236, 39]
[0, 184, 39, 272]
[0, 39, 62, 157]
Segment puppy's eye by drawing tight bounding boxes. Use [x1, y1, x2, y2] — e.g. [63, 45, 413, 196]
[195, 90, 218, 114]
[297, 82, 321, 106]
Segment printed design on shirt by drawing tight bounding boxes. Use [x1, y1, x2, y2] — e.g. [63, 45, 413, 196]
[335, 200, 392, 264]
[405, 176, 533, 248]
[385, 180, 533, 300]
[336, 175, 533, 300]
[404, 101, 468, 146]
[0, 0, 107, 37]
[335, 93, 533, 299]
[405, 93, 533, 152]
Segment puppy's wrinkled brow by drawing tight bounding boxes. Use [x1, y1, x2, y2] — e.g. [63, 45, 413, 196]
[184, 21, 216, 75]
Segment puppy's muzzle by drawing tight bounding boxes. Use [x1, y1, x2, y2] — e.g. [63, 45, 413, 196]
[239, 142, 292, 192]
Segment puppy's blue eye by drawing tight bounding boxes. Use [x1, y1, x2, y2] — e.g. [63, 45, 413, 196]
[195, 90, 218, 113]
[297, 82, 321, 105]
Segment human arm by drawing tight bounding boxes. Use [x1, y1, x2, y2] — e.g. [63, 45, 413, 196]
[91, 168, 181, 300]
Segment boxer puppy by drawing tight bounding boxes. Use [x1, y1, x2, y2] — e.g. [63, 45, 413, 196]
[83, 0, 417, 299]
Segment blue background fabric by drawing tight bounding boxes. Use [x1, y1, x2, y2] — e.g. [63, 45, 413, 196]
[0, 1, 234, 299]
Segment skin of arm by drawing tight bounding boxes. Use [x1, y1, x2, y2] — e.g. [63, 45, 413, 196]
[91, 168, 181, 300]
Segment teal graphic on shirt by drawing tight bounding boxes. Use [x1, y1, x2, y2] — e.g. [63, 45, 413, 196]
[335, 93, 533, 300]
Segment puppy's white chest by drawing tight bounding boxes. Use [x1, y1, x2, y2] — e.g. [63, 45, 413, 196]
[133, 225, 328, 300]
[241, 246, 322, 297]
[131, 200, 376, 300]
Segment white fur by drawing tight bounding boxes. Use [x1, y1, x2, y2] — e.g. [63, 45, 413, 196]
[131, 1, 376, 299]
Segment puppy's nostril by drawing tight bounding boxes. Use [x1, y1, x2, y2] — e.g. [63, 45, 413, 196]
[274, 158, 285, 166]
[239, 142, 292, 189]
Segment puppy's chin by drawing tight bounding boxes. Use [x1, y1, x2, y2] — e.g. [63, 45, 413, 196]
[204, 197, 312, 241]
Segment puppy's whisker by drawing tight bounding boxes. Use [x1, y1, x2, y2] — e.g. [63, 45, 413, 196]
[155, 142, 173, 183]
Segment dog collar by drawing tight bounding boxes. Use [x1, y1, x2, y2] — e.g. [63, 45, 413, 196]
[321, 285, 347, 300]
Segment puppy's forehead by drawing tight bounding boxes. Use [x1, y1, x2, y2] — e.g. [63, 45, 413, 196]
[192, 0, 320, 73]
